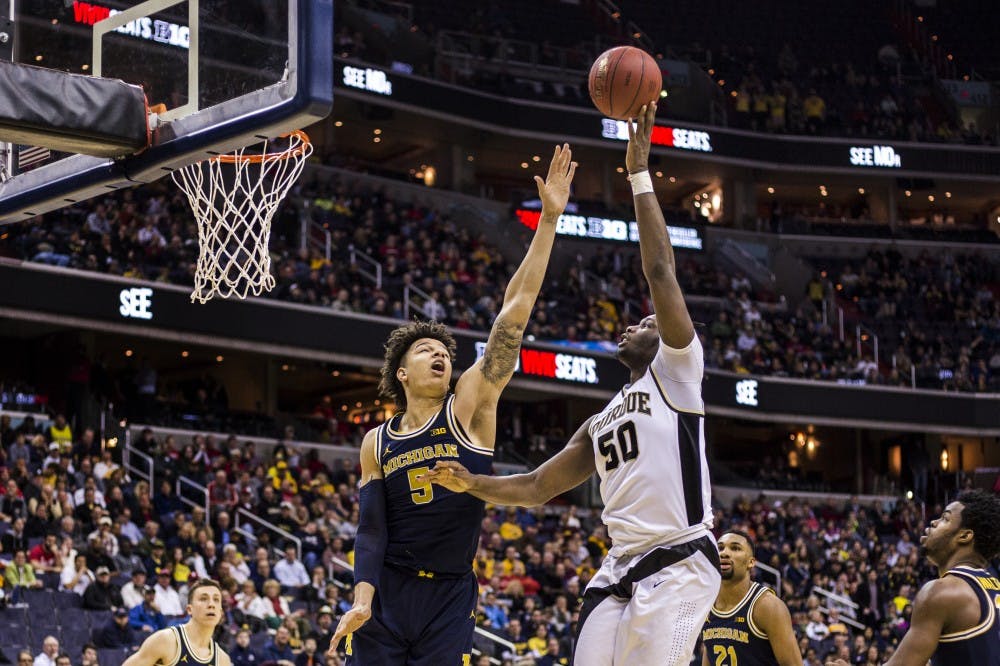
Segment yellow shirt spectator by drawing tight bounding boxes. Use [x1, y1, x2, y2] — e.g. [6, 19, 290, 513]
[267, 461, 299, 493]
[499, 520, 523, 543]
[49, 416, 72, 447]
[803, 93, 826, 119]
[735, 88, 751, 113]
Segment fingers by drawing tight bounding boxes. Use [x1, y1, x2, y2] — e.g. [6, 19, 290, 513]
[561, 147, 573, 177]
[627, 116, 636, 142]
[645, 101, 656, 138]
[547, 143, 572, 178]
[567, 161, 578, 183]
[546, 143, 563, 180]
[432, 461, 463, 471]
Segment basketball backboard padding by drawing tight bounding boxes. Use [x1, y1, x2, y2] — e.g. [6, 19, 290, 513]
[0, 0, 333, 223]
[0, 61, 149, 157]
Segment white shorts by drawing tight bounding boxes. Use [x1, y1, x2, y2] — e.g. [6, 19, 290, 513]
[574, 534, 721, 666]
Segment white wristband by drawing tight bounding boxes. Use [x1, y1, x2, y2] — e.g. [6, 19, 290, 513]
[628, 170, 653, 196]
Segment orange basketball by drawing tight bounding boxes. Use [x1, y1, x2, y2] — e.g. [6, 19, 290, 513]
[588, 46, 662, 120]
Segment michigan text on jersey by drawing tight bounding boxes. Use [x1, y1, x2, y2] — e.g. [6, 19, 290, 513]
[702, 627, 750, 644]
[382, 443, 461, 476]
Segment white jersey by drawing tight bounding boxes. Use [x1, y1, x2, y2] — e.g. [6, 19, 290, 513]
[588, 335, 712, 555]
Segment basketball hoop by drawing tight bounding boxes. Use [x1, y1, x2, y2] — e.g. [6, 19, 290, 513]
[172, 130, 312, 303]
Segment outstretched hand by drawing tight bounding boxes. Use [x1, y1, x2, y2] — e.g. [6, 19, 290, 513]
[625, 101, 657, 174]
[534, 143, 578, 218]
[418, 461, 474, 493]
[328, 605, 371, 660]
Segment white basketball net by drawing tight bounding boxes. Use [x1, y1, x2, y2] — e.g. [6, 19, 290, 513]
[172, 130, 312, 303]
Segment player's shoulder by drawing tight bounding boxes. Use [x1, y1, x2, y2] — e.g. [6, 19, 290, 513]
[925, 572, 982, 605]
[215, 643, 232, 666]
[750, 585, 791, 627]
[143, 626, 180, 656]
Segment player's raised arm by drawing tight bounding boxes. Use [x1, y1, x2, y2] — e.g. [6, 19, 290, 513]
[626, 101, 695, 349]
[452, 144, 577, 440]
[330, 429, 384, 654]
[422, 416, 596, 506]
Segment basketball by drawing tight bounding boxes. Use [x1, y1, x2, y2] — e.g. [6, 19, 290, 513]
[588, 46, 662, 120]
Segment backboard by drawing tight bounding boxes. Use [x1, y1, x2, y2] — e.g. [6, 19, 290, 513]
[0, 0, 332, 222]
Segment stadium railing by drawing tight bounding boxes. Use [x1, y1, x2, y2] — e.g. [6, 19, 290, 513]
[811, 586, 866, 632]
[403, 282, 435, 320]
[234, 508, 304, 562]
[754, 561, 783, 596]
[349, 244, 384, 289]
[121, 440, 154, 489]
[176, 476, 211, 518]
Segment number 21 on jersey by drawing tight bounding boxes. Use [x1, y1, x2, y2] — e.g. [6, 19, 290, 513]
[597, 421, 639, 471]
[713, 645, 737, 665]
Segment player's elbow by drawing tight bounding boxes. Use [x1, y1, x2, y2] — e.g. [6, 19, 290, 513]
[495, 301, 530, 331]
[642, 259, 673, 282]
[529, 472, 562, 507]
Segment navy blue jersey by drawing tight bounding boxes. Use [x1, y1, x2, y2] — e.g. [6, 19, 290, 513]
[377, 394, 493, 576]
[171, 624, 221, 665]
[934, 566, 1000, 666]
[702, 582, 779, 666]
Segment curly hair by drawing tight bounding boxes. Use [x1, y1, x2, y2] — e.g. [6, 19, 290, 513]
[957, 489, 1000, 559]
[378, 321, 457, 411]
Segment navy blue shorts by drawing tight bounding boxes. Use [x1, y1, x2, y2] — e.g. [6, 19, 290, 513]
[346, 564, 477, 666]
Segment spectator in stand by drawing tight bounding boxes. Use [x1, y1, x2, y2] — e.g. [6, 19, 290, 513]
[233, 579, 269, 633]
[261, 578, 296, 629]
[230, 629, 260, 666]
[6, 434, 31, 473]
[537, 636, 569, 666]
[33, 636, 59, 666]
[89, 515, 120, 558]
[220, 543, 250, 584]
[73, 477, 106, 511]
[94, 607, 138, 649]
[1, 516, 29, 553]
[129, 584, 167, 633]
[121, 568, 148, 609]
[262, 625, 297, 666]
[83, 565, 124, 610]
[295, 636, 325, 666]
[153, 567, 184, 618]
[6, 549, 45, 599]
[481, 591, 508, 630]
[48, 414, 72, 451]
[115, 537, 145, 574]
[92, 449, 119, 482]
[207, 470, 238, 514]
[143, 539, 168, 575]
[309, 606, 337, 655]
[273, 544, 310, 593]
[29, 533, 61, 575]
[153, 481, 185, 520]
[25, 499, 55, 540]
[61, 552, 95, 595]
[83, 534, 116, 575]
[215, 512, 236, 548]
[78, 644, 99, 666]
[298, 522, 326, 573]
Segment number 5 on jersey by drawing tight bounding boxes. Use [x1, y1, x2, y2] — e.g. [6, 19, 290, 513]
[597, 421, 639, 471]
[407, 466, 433, 504]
